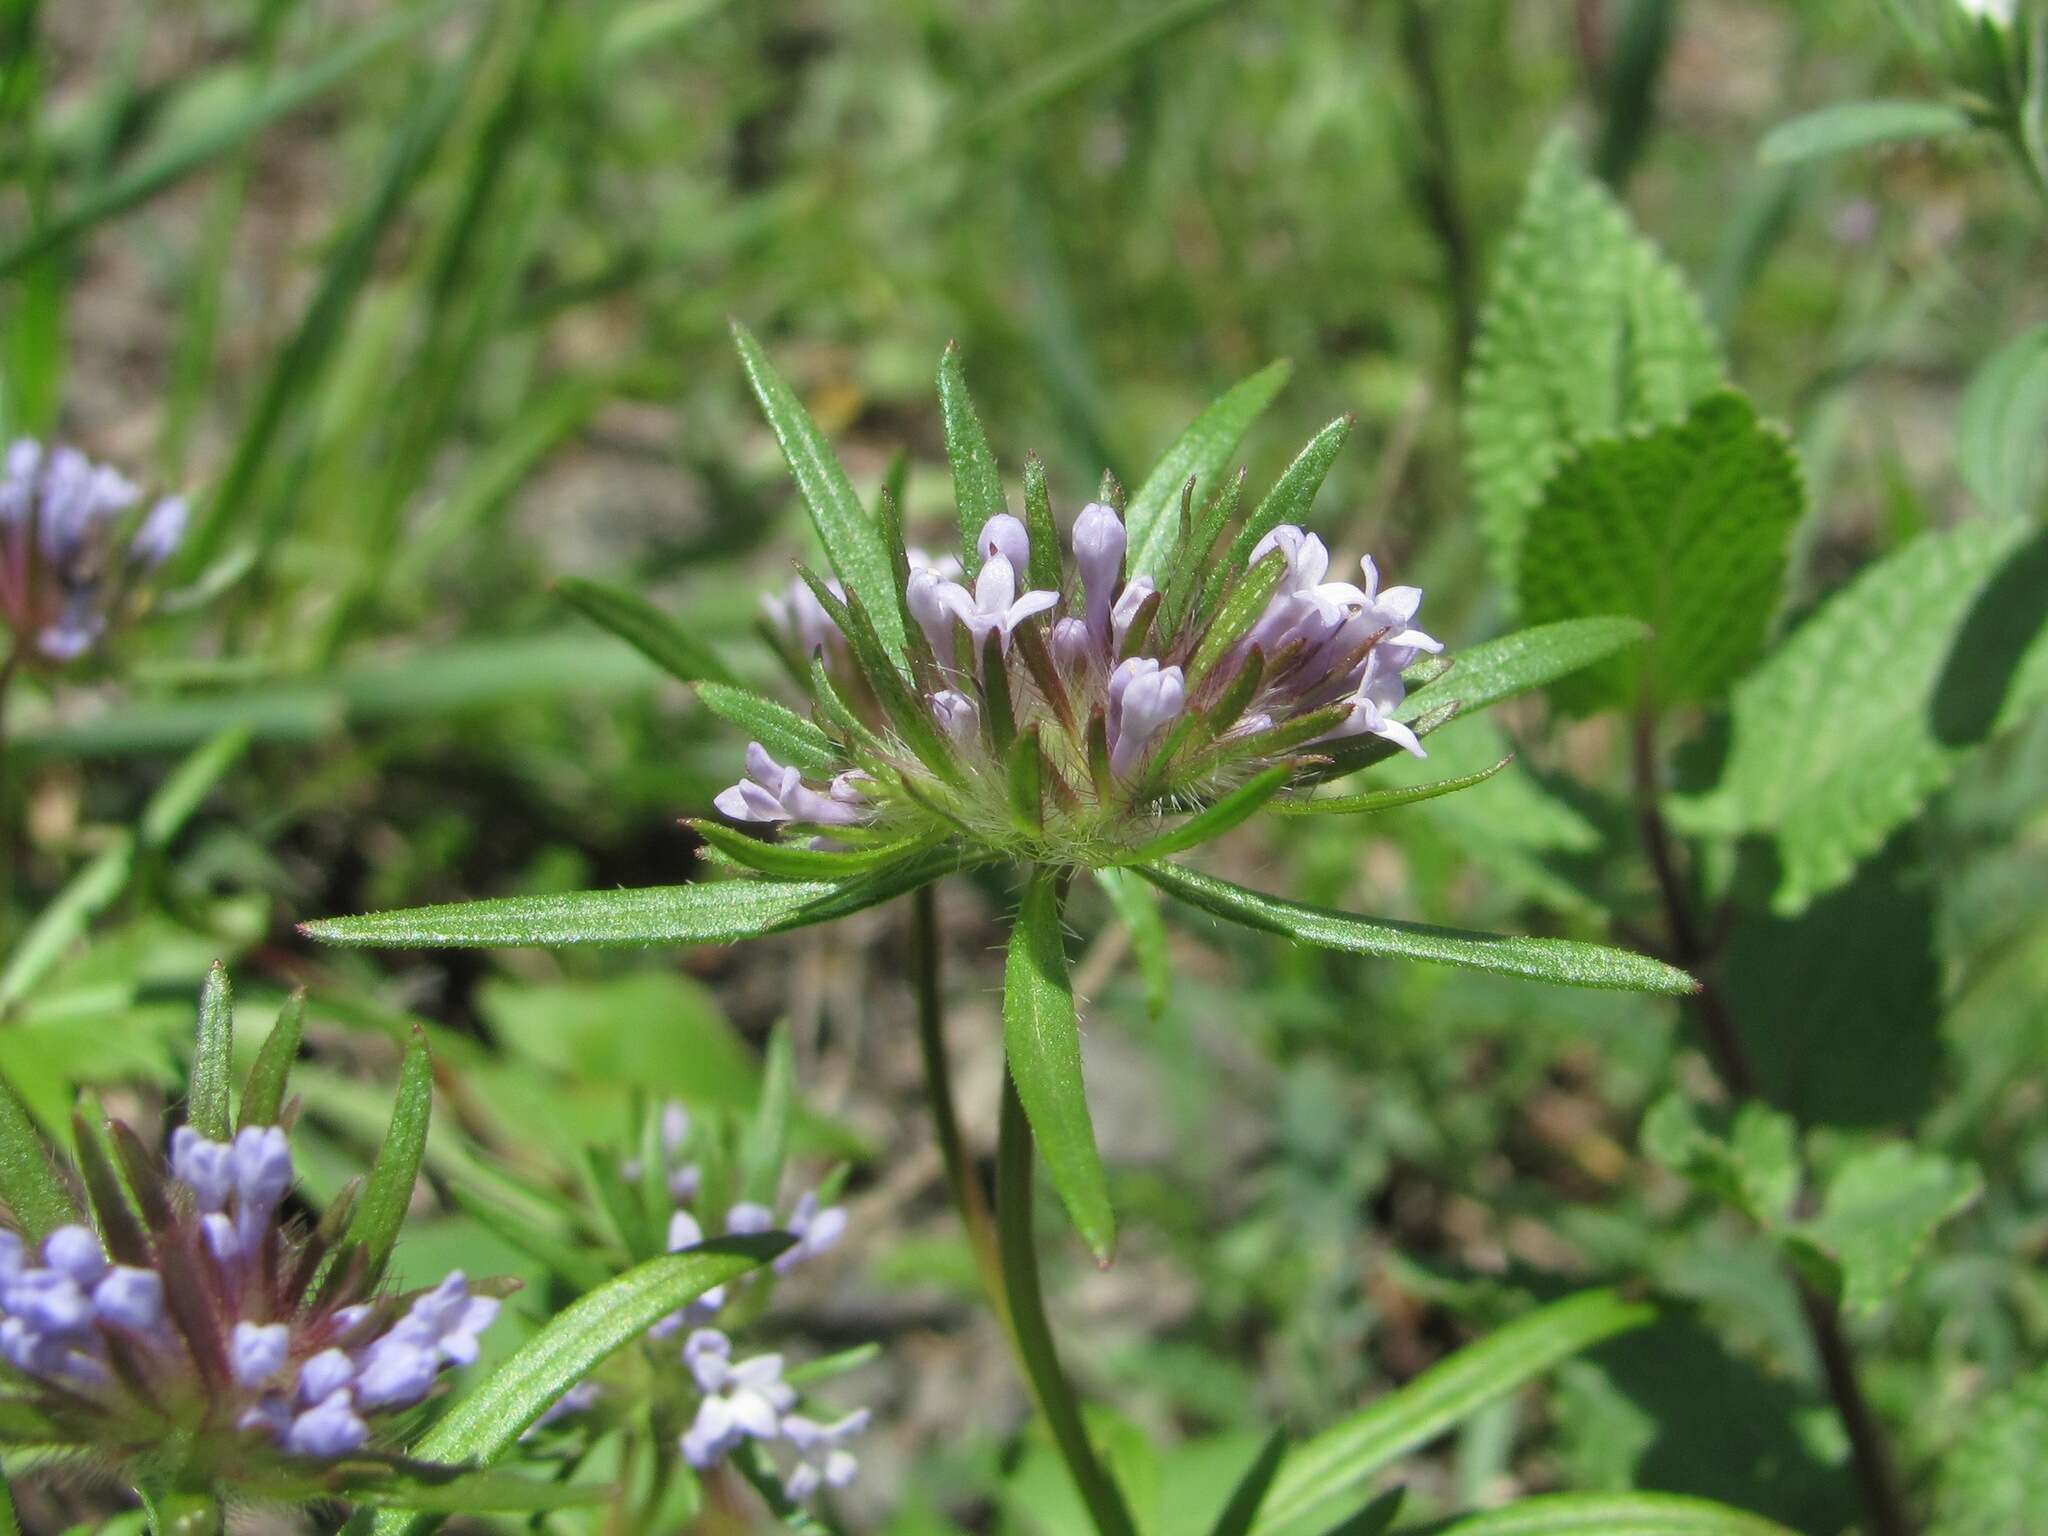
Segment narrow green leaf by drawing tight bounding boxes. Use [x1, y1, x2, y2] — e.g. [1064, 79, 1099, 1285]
[1517, 392, 1805, 712]
[1399, 617, 1651, 723]
[1124, 766, 1290, 862]
[1141, 863, 1697, 995]
[940, 343, 1008, 574]
[0, 2, 458, 279]
[739, 1024, 794, 1207]
[1093, 868, 1170, 1019]
[189, 962, 234, 1142]
[0, 1073, 77, 1241]
[1431, 1492, 1796, 1535]
[695, 682, 839, 775]
[239, 989, 306, 1131]
[301, 849, 962, 949]
[583, 1146, 656, 1260]
[337, 1030, 433, 1285]
[731, 321, 906, 656]
[1759, 99, 1975, 166]
[1957, 324, 2048, 517]
[1023, 452, 1062, 591]
[1212, 414, 1354, 605]
[368, 1240, 787, 1536]
[1250, 1290, 1657, 1534]
[1003, 872, 1115, 1261]
[799, 569, 960, 778]
[554, 577, 738, 686]
[1270, 756, 1512, 816]
[687, 820, 937, 880]
[326, 1473, 599, 1515]
[1188, 548, 1289, 684]
[1205, 1429, 1288, 1536]
[1126, 360, 1293, 581]
[0, 838, 134, 1006]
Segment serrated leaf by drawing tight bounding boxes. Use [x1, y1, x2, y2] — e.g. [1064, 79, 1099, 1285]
[367, 1239, 785, 1536]
[1672, 522, 2048, 913]
[1759, 99, 1975, 166]
[1467, 132, 1723, 603]
[1518, 392, 1804, 712]
[300, 849, 962, 948]
[554, 577, 738, 686]
[1003, 872, 1115, 1261]
[1957, 324, 2048, 517]
[1398, 617, 1650, 724]
[0, 1072, 76, 1242]
[940, 344, 1008, 574]
[1639, 1095, 1800, 1227]
[239, 989, 306, 1131]
[1431, 1492, 1797, 1535]
[1251, 1289, 1656, 1534]
[188, 963, 235, 1142]
[695, 682, 840, 775]
[1933, 1363, 2048, 1536]
[1792, 1143, 1980, 1317]
[1126, 361, 1292, 581]
[731, 321, 906, 657]
[337, 1029, 432, 1286]
[1141, 863, 1696, 995]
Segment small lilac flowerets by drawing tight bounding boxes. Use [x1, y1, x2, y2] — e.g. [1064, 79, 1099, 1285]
[535, 1104, 870, 1505]
[0, 1123, 496, 1466]
[730, 495, 1441, 864]
[0, 439, 185, 663]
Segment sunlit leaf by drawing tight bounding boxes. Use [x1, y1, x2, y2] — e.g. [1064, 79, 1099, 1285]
[1126, 361, 1292, 581]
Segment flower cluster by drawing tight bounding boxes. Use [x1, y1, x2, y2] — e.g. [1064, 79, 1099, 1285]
[539, 1103, 870, 1505]
[722, 495, 1440, 866]
[0, 439, 185, 664]
[0, 1122, 496, 1468]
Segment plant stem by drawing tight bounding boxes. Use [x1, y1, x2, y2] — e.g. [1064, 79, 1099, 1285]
[1395, 0, 1480, 372]
[996, 1075, 1140, 1536]
[909, 884, 1010, 1333]
[1632, 714, 1915, 1536]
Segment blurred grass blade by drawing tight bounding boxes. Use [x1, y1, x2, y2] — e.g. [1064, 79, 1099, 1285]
[0, 1, 458, 279]
[1759, 100, 1975, 167]
[1142, 863, 1697, 994]
[739, 1023, 793, 1205]
[332, 1030, 432, 1288]
[302, 848, 963, 948]
[182, 63, 466, 574]
[1205, 1429, 1288, 1536]
[695, 682, 840, 774]
[189, 962, 234, 1141]
[731, 321, 907, 657]
[1250, 1290, 1657, 1534]
[1431, 1493, 1797, 1535]
[940, 342, 1009, 573]
[0, 838, 136, 1007]
[368, 1239, 788, 1536]
[1270, 756, 1512, 816]
[1093, 867, 1170, 1019]
[327, 1473, 597, 1515]
[1126, 360, 1292, 581]
[1398, 617, 1650, 722]
[1003, 871, 1114, 1261]
[957, 0, 1252, 143]
[554, 576, 738, 685]
[1125, 765, 1290, 862]
[0, 1073, 75, 1242]
[239, 988, 306, 1130]
[139, 727, 250, 849]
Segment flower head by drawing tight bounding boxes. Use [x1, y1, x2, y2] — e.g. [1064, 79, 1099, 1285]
[714, 483, 1442, 868]
[0, 439, 186, 665]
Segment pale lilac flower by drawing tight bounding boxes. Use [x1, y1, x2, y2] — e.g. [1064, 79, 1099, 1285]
[772, 1190, 848, 1275]
[679, 1328, 795, 1468]
[930, 689, 980, 748]
[1107, 658, 1187, 778]
[762, 573, 845, 660]
[715, 743, 871, 827]
[1072, 502, 1126, 652]
[284, 1389, 370, 1457]
[781, 1409, 872, 1503]
[231, 1322, 291, 1387]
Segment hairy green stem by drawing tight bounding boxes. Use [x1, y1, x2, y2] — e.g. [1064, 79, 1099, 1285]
[1632, 713, 1914, 1536]
[996, 1076, 1139, 1536]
